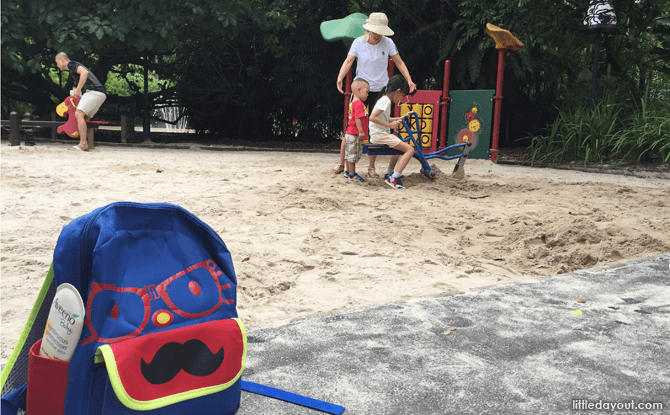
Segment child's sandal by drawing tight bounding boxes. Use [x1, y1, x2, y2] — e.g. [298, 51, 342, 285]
[348, 173, 365, 182]
[331, 164, 345, 174]
[367, 168, 379, 179]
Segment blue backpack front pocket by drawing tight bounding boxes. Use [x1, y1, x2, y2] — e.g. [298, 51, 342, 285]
[93, 318, 246, 414]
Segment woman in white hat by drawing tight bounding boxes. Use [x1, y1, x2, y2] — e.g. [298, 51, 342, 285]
[332, 12, 416, 178]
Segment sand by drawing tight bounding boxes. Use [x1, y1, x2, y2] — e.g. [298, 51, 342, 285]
[1, 141, 669, 363]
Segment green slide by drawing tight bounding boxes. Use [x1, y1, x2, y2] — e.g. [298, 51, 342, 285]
[320, 13, 368, 43]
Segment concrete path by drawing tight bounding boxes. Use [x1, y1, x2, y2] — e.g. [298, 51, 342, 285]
[239, 254, 670, 414]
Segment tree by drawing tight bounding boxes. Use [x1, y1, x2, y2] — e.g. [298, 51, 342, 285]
[607, 0, 670, 97]
[171, 0, 345, 140]
[391, 0, 670, 141]
[1, 0, 251, 117]
[3, 0, 668, 144]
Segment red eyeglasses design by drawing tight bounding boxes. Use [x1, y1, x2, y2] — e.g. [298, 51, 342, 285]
[81, 259, 234, 345]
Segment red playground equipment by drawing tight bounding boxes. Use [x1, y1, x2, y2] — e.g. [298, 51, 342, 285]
[55, 96, 109, 149]
[55, 96, 83, 138]
[485, 23, 524, 162]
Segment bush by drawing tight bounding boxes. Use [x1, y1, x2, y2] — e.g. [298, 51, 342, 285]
[528, 98, 622, 166]
[613, 98, 670, 163]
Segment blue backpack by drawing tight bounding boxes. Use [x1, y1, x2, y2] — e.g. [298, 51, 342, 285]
[1, 202, 246, 414]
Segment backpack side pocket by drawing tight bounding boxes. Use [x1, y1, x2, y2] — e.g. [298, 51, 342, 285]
[27, 339, 70, 415]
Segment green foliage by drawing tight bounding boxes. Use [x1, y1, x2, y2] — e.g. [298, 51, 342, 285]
[2, 97, 34, 117]
[610, 0, 670, 87]
[613, 98, 670, 162]
[528, 98, 623, 167]
[440, 0, 583, 88]
[520, 1, 670, 165]
[1, 0, 250, 116]
[423, 0, 670, 146]
[105, 65, 163, 97]
[528, 96, 670, 166]
[2, 0, 669, 147]
[175, 0, 343, 140]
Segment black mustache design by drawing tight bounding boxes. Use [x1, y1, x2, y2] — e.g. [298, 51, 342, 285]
[141, 339, 224, 385]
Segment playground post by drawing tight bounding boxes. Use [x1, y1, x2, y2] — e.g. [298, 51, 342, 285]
[485, 23, 524, 163]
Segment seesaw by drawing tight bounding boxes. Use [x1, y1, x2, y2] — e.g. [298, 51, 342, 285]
[55, 96, 109, 138]
[363, 111, 475, 180]
[2, 97, 109, 148]
[56, 95, 109, 149]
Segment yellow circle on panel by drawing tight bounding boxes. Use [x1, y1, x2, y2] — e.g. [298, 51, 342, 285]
[469, 119, 481, 132]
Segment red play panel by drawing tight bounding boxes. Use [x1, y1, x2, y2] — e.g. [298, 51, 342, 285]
[394, 90, 442, 153]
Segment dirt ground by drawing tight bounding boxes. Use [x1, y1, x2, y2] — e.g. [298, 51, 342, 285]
[1, 138, 668, 363]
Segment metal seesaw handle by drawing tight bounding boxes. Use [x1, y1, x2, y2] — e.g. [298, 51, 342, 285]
[396, 111, 420, 141]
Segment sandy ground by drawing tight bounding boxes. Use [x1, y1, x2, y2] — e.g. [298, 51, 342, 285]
[1, 141, 669, 363]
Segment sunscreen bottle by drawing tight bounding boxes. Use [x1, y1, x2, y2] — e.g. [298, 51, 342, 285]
[40, 283, 85, 361]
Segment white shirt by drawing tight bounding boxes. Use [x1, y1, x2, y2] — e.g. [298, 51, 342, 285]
[369, 95, 392, 136]
[349, 36, 399, 92]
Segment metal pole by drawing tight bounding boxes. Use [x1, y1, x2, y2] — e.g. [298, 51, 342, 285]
[589, 30, 601, 111]
[491, 49, 505, 163]
[439, 60, 451, 150]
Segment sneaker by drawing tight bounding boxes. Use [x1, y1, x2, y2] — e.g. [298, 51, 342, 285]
[385, 176, 405, 189]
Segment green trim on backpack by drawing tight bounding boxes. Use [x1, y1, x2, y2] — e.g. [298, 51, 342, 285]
[95, 317, 248, 411]
[0, 263, 55, 390]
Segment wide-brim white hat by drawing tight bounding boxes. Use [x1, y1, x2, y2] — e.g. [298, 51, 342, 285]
[363, 12, 394, 36]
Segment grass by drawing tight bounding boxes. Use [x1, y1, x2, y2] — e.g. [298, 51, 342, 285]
[612, 98, 670, 163]
[528, 97, 670, 167]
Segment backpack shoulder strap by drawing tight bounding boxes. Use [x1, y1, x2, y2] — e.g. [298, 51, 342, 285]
[241, 380, 345, 414]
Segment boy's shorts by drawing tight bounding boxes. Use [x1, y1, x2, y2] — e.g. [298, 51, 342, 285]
[77, 91, 107, 118]
[344, 134, 362, 163]
[370, 132, 402, 148]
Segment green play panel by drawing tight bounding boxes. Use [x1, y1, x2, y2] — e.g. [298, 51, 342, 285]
[447, 90, 494, 159]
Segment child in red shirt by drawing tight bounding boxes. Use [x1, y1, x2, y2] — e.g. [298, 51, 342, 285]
[344, 78, 370, 182]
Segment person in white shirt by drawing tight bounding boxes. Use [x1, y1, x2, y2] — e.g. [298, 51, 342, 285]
[331, 12, 416, 179]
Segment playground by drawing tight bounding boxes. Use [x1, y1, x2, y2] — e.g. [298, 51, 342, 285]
[1, 4, 669, 412]
[2, 141, 669, 365]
